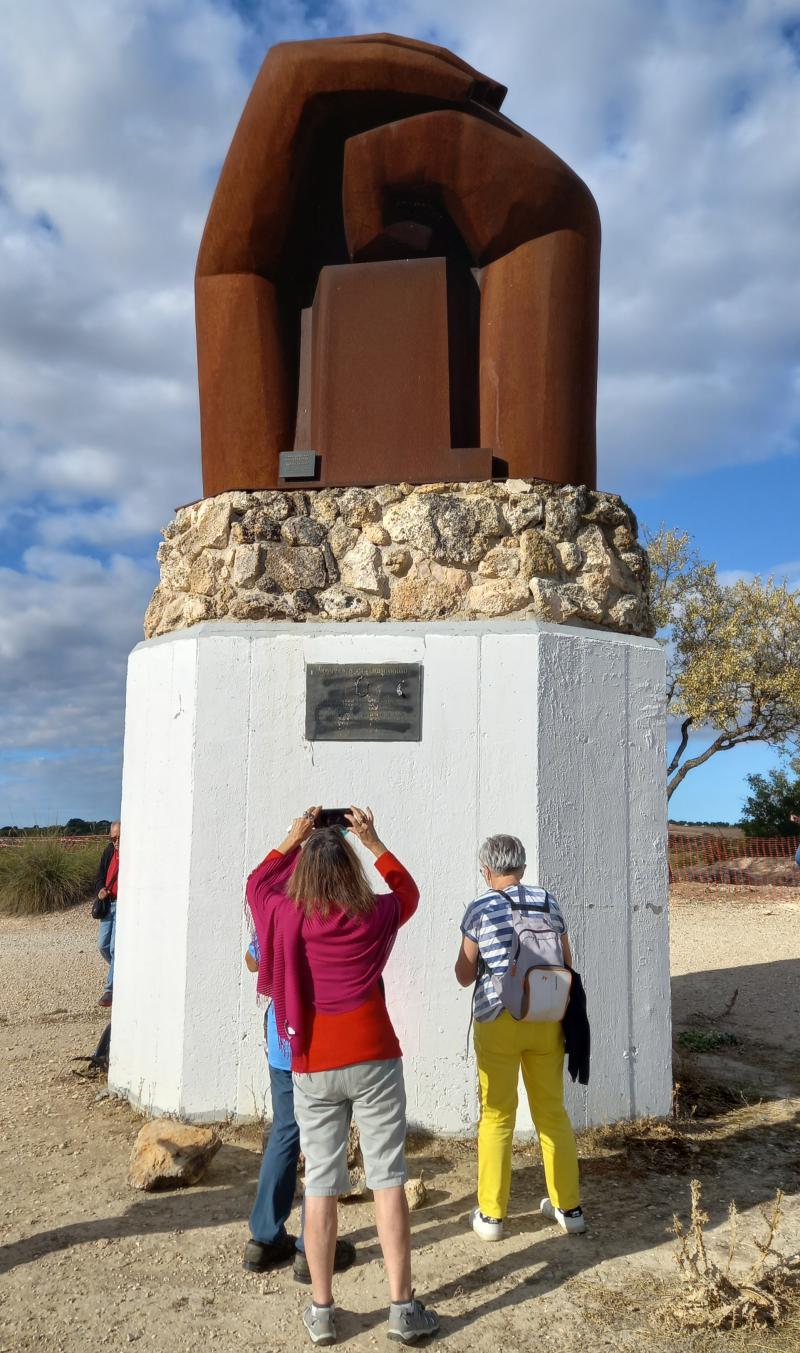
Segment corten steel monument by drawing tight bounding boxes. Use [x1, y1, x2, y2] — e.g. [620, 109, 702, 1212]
[196, 33, 600, 496]
[110, 32, 669, 1136]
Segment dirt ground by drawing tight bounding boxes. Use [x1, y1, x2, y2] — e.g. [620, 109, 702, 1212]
[1, 893, 799, 1353]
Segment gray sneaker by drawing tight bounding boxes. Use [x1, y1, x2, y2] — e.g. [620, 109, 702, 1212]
[387, 1295, 440, 1344]
[302, 1302, 337, 1346]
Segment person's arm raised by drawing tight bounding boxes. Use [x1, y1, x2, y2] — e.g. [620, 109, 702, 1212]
[275, 807, 320, 857]
[246, 807, 320, 912]
[344, 806, 386, 858]
[346, 806, 419, 923]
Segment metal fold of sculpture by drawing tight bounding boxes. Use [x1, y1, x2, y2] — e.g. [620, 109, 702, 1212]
[196, 33, 600, 495]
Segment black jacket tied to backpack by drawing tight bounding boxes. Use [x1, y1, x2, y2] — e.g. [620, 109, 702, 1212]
[562, 970, 590, 1085]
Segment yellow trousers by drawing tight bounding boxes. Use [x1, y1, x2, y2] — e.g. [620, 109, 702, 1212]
[474, 1011, 580, 1220]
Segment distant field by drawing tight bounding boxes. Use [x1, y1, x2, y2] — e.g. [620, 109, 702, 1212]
[0, 835, 108, 850]
[668, 822, 744, 838]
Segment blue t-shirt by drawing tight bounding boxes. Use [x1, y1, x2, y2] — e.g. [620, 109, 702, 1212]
[247, 939, 291, 1071]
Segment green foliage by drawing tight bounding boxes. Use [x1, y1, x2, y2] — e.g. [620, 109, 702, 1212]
[0, 819, 111, 837]
[670, 820, 734, 828]
[0, 838, 105, 916]
[645, 526, 800, 799]
[63, 818, 112, 836]
[677, 1029, 740, 1054]
[740, 760, 800, 837]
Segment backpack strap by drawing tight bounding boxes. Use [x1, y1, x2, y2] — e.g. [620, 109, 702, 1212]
[465, 886, 546, 1053]
[497, 884, 552, 916]
[495, 888, 523, 966]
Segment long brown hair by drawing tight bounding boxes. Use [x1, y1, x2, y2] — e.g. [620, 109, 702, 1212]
[288, 828, 376, 919]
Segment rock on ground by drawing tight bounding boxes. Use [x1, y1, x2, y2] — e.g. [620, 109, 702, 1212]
[128, 1119, 222, 1191]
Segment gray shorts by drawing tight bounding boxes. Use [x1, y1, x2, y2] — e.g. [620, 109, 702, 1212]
[292, 1058, 407, 1196]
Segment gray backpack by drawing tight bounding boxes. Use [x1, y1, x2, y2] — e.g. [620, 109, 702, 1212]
[490, 886, 572, 1022]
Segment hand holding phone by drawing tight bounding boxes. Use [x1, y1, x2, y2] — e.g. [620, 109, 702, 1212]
[344, 806, 386, 857]
[317, 808, 350, 829]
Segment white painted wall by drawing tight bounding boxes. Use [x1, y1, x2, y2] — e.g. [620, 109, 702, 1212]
[110, 619, 670, 1133]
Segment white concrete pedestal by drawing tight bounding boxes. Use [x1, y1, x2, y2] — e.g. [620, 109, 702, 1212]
[109, 619, 670, 1133]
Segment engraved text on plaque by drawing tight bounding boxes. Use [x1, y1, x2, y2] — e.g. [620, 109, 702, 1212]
[305, 664, 423, 742]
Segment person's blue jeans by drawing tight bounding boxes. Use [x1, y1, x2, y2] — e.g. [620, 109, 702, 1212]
[249, 1059, 304, 1253]
[97, 902, 116, 996]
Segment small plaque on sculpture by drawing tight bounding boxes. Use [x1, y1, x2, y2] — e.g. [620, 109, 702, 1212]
[279, 450, 319, 481]
[306, 664, 422, 742]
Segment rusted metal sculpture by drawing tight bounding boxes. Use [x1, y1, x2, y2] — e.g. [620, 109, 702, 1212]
[196, 33, 600, 495]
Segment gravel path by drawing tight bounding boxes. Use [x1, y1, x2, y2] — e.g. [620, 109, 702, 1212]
[0, 894, 798, 1353]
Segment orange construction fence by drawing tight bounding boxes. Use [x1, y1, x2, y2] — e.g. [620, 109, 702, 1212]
[669, 831, 800, 886]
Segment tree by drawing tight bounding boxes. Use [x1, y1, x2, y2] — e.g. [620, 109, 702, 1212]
[739, 760, 800, 837]
[645, 527, 800, 799]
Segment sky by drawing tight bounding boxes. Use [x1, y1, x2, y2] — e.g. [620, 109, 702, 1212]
[0, 0, 798, 827]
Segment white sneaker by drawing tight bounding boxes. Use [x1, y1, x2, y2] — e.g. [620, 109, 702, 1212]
[470, 1207, 504, 1241]
[540, 1197, 587, 1234]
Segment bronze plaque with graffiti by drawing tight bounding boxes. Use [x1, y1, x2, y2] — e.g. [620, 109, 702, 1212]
[305, 664, 423, 742]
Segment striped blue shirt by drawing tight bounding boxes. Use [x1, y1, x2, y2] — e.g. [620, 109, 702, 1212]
[461, 884, 566, 1022]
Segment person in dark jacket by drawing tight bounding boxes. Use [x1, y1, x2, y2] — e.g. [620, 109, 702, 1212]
[96, 821, 120, 1008]
[454, 833, 589, 1243]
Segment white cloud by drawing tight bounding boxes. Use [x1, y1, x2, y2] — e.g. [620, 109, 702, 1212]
[0, 0, 256, 541]
[0, 548, 155, 821]
[718, 559, 800, 589]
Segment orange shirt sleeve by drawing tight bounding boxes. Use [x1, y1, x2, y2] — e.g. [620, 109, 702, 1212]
[374, 851, 419, 925]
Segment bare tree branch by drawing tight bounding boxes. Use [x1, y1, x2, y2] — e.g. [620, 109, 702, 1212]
[668, 717, 693, 775]
[667, 721, 759, 798]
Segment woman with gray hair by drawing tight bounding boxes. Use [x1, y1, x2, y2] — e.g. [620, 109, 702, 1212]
[455, 833, 586, 1242]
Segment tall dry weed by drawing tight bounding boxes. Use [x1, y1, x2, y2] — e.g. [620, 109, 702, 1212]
[0, 837, 103, 915]
[659, 1179, 800, 1331]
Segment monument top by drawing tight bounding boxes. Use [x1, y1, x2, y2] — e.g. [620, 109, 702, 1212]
[195, 34, 600, 497]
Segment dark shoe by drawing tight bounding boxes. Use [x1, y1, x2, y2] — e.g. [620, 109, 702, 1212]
[71, 1061, 101, 1080]
[98, 993, 113, 1008]
[243, 1234, 297, 1271]
[293, 1238, 356, 1284]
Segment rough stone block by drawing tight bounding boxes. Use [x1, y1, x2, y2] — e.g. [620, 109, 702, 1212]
[263, 544, 326, 590]
[144, 479, 652, 639]
[128, 1120, 221, 1191]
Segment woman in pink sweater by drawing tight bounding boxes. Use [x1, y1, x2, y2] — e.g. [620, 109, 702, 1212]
[246, 806, 439, 1348]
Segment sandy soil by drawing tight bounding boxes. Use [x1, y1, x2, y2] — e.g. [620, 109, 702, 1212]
[1, 895, 799, 1353]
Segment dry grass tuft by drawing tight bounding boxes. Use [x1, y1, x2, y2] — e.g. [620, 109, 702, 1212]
[659, 1179, 800, 1332]
[672, 1067, 762, 1120]
[576, 1114, 695, 1172]
[0, 837, 103, 915]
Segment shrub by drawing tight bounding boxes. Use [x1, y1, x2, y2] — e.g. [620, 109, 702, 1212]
[739, 763, 800, 837]
[677, 1029, 740, 1054]
[0, 837, 105, 916]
